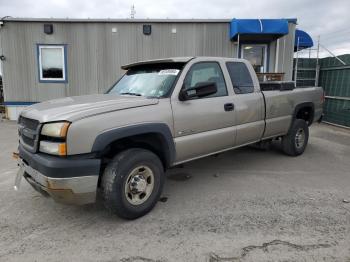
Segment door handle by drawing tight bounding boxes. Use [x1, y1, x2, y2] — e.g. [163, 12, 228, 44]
[224, 103, 234, 111]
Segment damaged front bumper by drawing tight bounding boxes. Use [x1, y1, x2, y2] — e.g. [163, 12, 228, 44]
[15, 144, 101, 205]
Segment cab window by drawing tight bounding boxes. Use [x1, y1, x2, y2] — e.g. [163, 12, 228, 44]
[183, 62, 228, 98]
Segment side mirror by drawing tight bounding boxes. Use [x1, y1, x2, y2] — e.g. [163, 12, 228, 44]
[179, 81, 218, 101]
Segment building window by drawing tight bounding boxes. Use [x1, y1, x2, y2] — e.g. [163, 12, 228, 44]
[37, 45, 67, 83]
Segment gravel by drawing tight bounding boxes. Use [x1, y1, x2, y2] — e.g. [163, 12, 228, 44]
[0, 120, 350, 261]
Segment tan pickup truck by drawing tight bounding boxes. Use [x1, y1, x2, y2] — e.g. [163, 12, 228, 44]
[15, 57, 324, 219]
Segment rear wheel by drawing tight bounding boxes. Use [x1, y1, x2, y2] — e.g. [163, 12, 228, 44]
[282, 119, 309, 156]
[102, 148, 164, 219]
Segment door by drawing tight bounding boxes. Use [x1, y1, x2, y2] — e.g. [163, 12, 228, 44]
[225, 61, 265, 146]
[241, 44, 268, 73]
[171, 62, 236, 163]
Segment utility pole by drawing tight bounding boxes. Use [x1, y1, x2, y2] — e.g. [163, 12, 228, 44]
[315, 35, 320, 87]
[130, 5, 136, 19]
[294, 37, 300, 85]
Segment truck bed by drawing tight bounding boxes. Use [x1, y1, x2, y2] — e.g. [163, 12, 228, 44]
[261, 85, 324, 139]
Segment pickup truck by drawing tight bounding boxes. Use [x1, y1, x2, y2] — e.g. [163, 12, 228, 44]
[15, 57, 324, 219]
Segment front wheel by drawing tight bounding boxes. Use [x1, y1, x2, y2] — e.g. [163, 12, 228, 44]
[282, 119, 309, 156]
[101, 148, 164, 219]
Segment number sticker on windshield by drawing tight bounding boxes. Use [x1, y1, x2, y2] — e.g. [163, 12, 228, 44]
[158, 69, 180, 76]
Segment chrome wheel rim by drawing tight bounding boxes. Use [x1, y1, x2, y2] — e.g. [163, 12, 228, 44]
[124, 166, 154, 206]
[295, 128, 305, 149]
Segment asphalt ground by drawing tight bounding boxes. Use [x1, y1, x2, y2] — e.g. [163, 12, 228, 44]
[0, 120, 349, 261]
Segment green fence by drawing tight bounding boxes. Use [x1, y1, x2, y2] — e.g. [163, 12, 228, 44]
[293, 58, 318, 87]
[294, 55, 350, 127]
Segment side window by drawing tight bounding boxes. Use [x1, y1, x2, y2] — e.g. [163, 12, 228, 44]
[37, 45, 67, 83]
[183, 62, 227, 98]
[226, 62, 254, 94]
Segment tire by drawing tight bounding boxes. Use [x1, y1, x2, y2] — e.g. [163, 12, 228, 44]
[282, 119, 309, 156]
[101, 148, 164, 219]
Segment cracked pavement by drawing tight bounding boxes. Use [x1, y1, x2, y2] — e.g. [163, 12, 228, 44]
[0, 120, 350, 261]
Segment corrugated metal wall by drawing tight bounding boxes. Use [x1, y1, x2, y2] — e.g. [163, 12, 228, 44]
[0, 20, 296, 104]
[275, 22, 296, 80]
[1, 21, 235, 102]
[295, 55, 350, 127]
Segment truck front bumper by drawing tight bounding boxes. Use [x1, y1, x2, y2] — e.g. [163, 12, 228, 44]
[18, 144, 101, 205]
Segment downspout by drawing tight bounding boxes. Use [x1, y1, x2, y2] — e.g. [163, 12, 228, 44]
[294, 37, 300, 84]
[275, 39, 280, 73]
[236, 34, 240, 58]
[282, 37, 286, 75]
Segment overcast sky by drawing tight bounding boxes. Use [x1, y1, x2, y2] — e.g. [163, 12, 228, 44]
[1, 0, 350, 57]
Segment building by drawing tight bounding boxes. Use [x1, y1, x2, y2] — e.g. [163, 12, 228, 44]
[0, 17, 313, 120]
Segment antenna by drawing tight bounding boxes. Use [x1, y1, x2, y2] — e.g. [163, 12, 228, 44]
[130, 5, 136, 19]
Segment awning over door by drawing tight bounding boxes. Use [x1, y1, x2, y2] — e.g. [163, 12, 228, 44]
[230, 19, 289, 41]
[294, 29, 313, 51]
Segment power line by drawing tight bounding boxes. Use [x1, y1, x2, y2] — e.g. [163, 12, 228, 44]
[320, 33, 350, 40]
[316, 27, 350, 38]
[320, 36, 350, 43]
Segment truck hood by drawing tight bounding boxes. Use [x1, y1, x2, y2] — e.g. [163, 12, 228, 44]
[20, 94, 159, 123]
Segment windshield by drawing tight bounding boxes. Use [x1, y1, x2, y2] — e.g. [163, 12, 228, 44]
[108, 64, 184, 98]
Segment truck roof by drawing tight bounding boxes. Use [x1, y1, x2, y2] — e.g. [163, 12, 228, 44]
[121, 57, 254, 70]
[121, 57, 194, 70]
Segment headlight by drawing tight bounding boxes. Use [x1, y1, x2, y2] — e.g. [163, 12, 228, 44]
[39, 141, 67, 156]
[41, 122, 70, 138]
[40, 121, 70, 156]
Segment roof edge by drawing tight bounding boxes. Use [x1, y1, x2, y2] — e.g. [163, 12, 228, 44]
[2, 17, 298, 24]
[1, 17, 298, 24]
[1, 17, 232, 23]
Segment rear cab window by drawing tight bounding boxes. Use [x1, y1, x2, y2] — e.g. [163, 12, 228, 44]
[226, 62, 254, 94]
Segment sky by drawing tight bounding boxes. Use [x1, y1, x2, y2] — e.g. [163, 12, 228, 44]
[0, 0, 350, 58]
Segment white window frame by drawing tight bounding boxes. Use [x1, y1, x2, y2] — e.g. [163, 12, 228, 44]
[241, 44, 268, 73]
[38, 45, 66, 82]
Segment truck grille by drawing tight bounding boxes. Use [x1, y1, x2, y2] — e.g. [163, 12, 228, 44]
[18, 116, 40, 152]
[19, 116, 39, 130]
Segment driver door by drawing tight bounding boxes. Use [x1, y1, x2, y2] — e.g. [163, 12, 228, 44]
[171, 61, 236, 163]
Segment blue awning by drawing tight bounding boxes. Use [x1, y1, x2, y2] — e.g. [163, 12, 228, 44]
[294, 29, 313, 51]
[230, 19, 289, 41]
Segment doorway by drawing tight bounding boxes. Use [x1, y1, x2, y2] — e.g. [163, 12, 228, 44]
[241, 44, 268, 73]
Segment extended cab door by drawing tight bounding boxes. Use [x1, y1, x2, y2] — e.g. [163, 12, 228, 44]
[171, 60, 236, 163]
[224, 61, 265, 146]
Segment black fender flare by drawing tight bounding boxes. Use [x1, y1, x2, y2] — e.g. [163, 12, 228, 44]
[91, 123, 175, 167]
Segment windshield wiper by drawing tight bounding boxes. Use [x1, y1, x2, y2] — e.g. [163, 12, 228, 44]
[120, 92, 142, 96]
